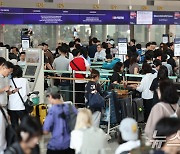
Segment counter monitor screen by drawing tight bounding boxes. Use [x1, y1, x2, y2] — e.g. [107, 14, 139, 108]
[25, 65, 37, 77]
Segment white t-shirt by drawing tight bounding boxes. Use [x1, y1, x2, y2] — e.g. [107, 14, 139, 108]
[115, 140, 140, 154]
[0, 108, 7, 154]
[136, 73, 157, 99]
[8, 78, 30, 111]
[94, 49, 106, 62]
[70, 129, 84, 154]
[68, 52, 74, 61]
[17, 60, 26, 66]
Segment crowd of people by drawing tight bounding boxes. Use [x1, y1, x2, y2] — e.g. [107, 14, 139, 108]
[0, 36, 180, 154]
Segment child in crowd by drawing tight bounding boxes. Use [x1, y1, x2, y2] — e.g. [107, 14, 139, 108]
[43, 86, 77, 154]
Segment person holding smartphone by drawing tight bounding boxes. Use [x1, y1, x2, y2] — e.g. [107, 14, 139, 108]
[8, 65, 30, 130]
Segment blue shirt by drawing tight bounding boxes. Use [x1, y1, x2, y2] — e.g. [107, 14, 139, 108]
[43, 103, 77, 150]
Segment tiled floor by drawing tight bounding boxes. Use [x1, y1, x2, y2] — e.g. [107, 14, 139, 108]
[40, 134, 119, 154]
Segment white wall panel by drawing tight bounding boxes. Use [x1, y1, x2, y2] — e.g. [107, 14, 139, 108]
[155, 1, 180, 6]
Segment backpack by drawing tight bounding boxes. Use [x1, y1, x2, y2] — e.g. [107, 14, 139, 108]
[67, 104, 77, 132]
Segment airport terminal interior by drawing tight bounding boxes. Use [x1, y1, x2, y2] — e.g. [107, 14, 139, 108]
[1, 0, 180, 154]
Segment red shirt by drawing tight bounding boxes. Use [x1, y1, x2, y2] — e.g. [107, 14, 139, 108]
[70, 57, 86, 78]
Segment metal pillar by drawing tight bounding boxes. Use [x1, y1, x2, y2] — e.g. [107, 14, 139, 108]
[102, 25, 107, 42]
[130, 25, 134, 40]
[0, 25, 4, 43]
[166, 25, 170, 35]
[90, 25, 96, 38]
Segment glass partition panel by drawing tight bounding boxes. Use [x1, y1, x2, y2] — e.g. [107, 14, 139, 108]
[134, 25, 147, 45]
[149, 25, 166, 45]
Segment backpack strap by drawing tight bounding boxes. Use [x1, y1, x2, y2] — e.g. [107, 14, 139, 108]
[159, 103, 171, 115]
[0, 106, 9, 124]
[159, 103, 178, 116]
[71, 60, 82, 71]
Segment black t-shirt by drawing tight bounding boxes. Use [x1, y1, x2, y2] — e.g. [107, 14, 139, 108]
[85, 81, 102, 99]
[150, 78, 159, 106]
[110, 72, 122, 84]
[130, 45, 136, 53]
[145, 50, 154, 59]
[124, 59, 130, 69]
[168, 58, 176, 75]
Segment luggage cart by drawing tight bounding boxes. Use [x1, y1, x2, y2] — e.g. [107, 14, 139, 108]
[101, 91, 133, 140]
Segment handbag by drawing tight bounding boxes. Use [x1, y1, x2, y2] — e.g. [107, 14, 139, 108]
[0, 106, 17, 147]
[88, 92, 105, 109]
[11, 78, 33, 113]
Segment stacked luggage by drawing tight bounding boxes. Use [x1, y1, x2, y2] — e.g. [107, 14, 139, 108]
[101, 89, 145, 126]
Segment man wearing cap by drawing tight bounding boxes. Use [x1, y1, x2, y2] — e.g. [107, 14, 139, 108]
[106, 39, 118, 58]
[43, 86, 77, 154]
[115, 118, 140, 154]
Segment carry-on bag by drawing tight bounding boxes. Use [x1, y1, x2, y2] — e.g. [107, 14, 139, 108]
[132, 98, 144, 122]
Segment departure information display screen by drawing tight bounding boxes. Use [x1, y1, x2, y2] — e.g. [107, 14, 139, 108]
[153, 11, 174, 25]
[78, 10, 130, 24]
[0, 7, 180, 25]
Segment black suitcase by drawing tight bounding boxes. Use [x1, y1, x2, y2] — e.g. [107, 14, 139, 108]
[132, 98, 144, 122]
[118, 97, 133, 119]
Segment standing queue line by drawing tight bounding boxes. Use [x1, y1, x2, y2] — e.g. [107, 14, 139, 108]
[44, 70, 177, 105]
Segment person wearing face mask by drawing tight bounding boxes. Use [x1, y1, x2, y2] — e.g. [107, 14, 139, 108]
[5, 116, 42, 154]
[145, 80, 180, 140]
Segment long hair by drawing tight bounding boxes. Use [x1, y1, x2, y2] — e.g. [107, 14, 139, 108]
[75, 108, 92, 130]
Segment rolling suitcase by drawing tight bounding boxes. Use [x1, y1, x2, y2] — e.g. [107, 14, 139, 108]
[132, 98, 144, 122]
[118, 97, 133, 119]
[31, 104, 48, 124]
